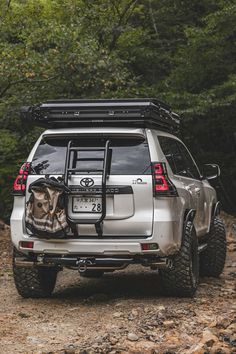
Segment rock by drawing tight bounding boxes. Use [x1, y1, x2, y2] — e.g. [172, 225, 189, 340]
[127, 333, 139, 341]
[210, 344, 231, 354]
[185, 343, 205, 354]
[109, 324, 119, 331]
[27, 336, 45, 345]
[163, 320, 175, 328]
[131, 309, 139, 316]
[227, 244, 236, 252]
[216, 315, 233, 329]
[226, 322, 236, 333]
[0, 221, 9, 230]
[201, 329, 218, 347]
[109, 336, 118, 345]
[64, 344, 77, 354]
[113, 311, 123, 318]
[124, 339, 156, 352]
[156, 305, 165, 311]
[197, 313, 216, 326]
[144, 306, 151, 313]
[18, 312, 30, 318]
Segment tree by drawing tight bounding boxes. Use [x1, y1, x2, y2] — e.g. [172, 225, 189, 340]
[0, 0, 235, 220]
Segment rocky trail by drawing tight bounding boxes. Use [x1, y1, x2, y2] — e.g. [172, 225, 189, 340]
[0, 214, 235, 354]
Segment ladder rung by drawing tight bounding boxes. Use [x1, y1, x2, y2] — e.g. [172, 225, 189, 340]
[69, 147, 106, 152]
[68, 169, 103, 173]
[65, 139, 111, 237]
[74, 158, 104, 161]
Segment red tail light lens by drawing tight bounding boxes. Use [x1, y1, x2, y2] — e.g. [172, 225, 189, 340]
[152, 162, 178, 197]
[13, 162, 31, 195]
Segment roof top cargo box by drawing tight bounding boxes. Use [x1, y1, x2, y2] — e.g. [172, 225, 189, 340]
[20, 98, 181, 134]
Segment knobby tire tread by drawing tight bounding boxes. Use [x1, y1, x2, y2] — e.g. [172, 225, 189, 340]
[200, 217, 226, 277]
[13, 248, 58, 298]
[160, 222, 199, 297]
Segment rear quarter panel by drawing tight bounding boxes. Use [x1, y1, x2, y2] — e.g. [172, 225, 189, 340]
[146, 129, 199, 255]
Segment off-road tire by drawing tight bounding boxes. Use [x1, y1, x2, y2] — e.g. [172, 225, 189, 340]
[80, 270, 104, 278]
[13, 248, 58, 298]
[160, 222, 199, 297]
[200, 216, 226, 277]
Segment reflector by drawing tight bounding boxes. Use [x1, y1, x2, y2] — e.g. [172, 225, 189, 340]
[19, 241, 34, 249]
[141, 243, 159, 251]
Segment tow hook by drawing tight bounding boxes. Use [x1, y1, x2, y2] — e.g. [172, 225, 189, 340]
[76, 258, 93, 273]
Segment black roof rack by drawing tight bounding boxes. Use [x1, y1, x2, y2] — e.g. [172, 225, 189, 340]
[20, 98, 181, 134]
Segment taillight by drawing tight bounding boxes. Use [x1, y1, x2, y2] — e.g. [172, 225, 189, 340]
[13, 162, 31, 195]
[152, 162, 178, 197]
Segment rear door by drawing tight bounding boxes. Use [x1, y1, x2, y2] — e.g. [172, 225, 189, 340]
[175, 140, 208, 234]
[158, 135, 207, 235]
[28, 133, 154, 237]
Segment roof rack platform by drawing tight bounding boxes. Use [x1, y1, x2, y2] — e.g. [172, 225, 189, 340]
[20, 98, 181, 134]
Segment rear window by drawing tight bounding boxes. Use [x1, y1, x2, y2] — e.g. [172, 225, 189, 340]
[31, 136, 151, 175]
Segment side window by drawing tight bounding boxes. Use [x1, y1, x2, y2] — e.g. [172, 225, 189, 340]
[158, 136, 200, 180]
[158, 136, 187, 176]
[176, 141, 201, 180]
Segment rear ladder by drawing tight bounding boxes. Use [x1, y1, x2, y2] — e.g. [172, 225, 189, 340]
[64, 140, 111, 237]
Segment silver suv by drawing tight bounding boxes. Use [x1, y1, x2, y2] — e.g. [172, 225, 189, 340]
[11, 99, 226, 298]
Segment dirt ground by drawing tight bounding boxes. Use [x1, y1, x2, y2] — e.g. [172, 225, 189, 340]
[0, 214, 235, 354]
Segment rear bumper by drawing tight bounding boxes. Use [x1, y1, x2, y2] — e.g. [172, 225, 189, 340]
[10, 197, 183, 257]
[11, 224, 179, 257]
[14, 234, 164, 256]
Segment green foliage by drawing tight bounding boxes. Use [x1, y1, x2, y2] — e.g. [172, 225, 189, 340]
[0, 0, 235, 220]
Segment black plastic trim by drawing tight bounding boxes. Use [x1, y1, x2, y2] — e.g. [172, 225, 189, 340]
[184, 209, 196, 224]
[69, 185, 133, 195]
[213, 201, 221, 217]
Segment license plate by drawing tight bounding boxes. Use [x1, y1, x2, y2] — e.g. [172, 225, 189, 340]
[73, 196, 102, 213]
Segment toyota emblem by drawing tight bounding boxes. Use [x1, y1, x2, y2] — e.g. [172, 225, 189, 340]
[80, 177, 94, 187]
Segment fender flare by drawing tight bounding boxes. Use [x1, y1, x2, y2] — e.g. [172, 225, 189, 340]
[212, 201, 221, 218]
[184, 209, 196, 225]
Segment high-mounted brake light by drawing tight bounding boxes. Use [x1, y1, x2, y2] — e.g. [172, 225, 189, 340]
[152, 162, 178, 197]
[13, 162, 31, 195]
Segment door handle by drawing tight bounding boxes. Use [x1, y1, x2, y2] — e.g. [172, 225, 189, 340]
[194, 187, 201, 195]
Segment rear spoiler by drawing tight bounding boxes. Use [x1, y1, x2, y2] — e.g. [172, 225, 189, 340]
[20, 98, 181, 134]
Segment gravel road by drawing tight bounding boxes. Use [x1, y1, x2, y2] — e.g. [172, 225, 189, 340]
[0, 214, 235, 354]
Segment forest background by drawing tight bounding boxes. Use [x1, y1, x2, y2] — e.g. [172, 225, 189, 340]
[0, 0, 236, 221]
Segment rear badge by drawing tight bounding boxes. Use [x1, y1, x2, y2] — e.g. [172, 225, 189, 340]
[80, 178, 94, 187]
[132, 178, 147, 185]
